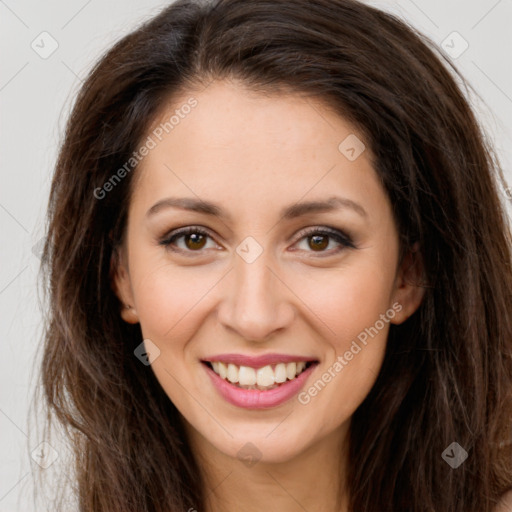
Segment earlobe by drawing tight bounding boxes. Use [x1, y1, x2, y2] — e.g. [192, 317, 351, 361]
[110, 246, 139, 324]
[120, 304, 140, 324]
[390, 242, 426, 325]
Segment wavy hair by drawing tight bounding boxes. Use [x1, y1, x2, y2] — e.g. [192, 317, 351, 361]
[34, 0, 512, 510]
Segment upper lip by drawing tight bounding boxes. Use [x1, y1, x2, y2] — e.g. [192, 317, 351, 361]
[202, 353, 318, 367]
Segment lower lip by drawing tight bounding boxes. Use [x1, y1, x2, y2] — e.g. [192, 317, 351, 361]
[203, 362, 318, 409]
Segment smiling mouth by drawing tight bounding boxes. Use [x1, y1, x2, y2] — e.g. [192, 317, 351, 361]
[202, 360, 317, 391]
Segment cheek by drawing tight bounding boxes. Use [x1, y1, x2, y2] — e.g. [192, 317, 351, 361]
[294, 260, 396, 347]
[129, 255, 223, 341]
[290, 255, 396, 412]
[293, 282, 393, 433]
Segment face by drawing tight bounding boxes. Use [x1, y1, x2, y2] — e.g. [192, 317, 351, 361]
[113, 79, 424, 465]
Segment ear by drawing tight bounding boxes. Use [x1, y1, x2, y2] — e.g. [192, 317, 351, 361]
[110, 245, 139, 324]
[389, 242, 426, 325]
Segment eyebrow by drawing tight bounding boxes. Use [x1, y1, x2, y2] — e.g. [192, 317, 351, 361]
[146, 195, 367, 221]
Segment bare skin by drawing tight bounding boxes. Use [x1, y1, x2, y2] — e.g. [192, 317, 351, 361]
[113, 79, 425, 512]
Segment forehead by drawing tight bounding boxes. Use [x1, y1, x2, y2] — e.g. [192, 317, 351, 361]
[130, 79, 386, 219]
[149, 80, 358, 158]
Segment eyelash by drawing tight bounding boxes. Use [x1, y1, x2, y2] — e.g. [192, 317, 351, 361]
[158, 225, 356, 257]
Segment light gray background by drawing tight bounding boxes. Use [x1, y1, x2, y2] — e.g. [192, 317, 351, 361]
[1, 1, 511, 510]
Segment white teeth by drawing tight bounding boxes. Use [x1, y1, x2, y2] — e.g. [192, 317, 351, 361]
[238, 366, 256, 386]
[256, 365, 275, 387]
[275, 363, 287, 383]
[218, 362, 227, 379]
[227, 363, 239, 383]
[286, 362, 297, 380]
[209, 360, 312, 388]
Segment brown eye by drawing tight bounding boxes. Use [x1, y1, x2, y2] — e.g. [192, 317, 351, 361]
[308, 234, 329, 251]
[293, 227, 356, 255]
[184, 232, 207, 250]
[160, 226, 217, 254]
[160, 225, 355, 257]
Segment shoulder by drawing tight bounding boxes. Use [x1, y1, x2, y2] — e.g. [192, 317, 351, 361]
[495, 490, 512, 512]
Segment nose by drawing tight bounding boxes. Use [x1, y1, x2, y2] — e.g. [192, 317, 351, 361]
[216, 251, 295, 342]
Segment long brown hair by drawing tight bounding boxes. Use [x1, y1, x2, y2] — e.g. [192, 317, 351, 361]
[34, 0, 512, 510]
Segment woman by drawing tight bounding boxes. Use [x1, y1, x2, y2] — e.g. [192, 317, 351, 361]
[35, 0, 512, 510]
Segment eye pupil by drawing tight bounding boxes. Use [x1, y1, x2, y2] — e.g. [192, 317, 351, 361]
[186, 233, 206, 250]
[309, 234, 328, 251]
